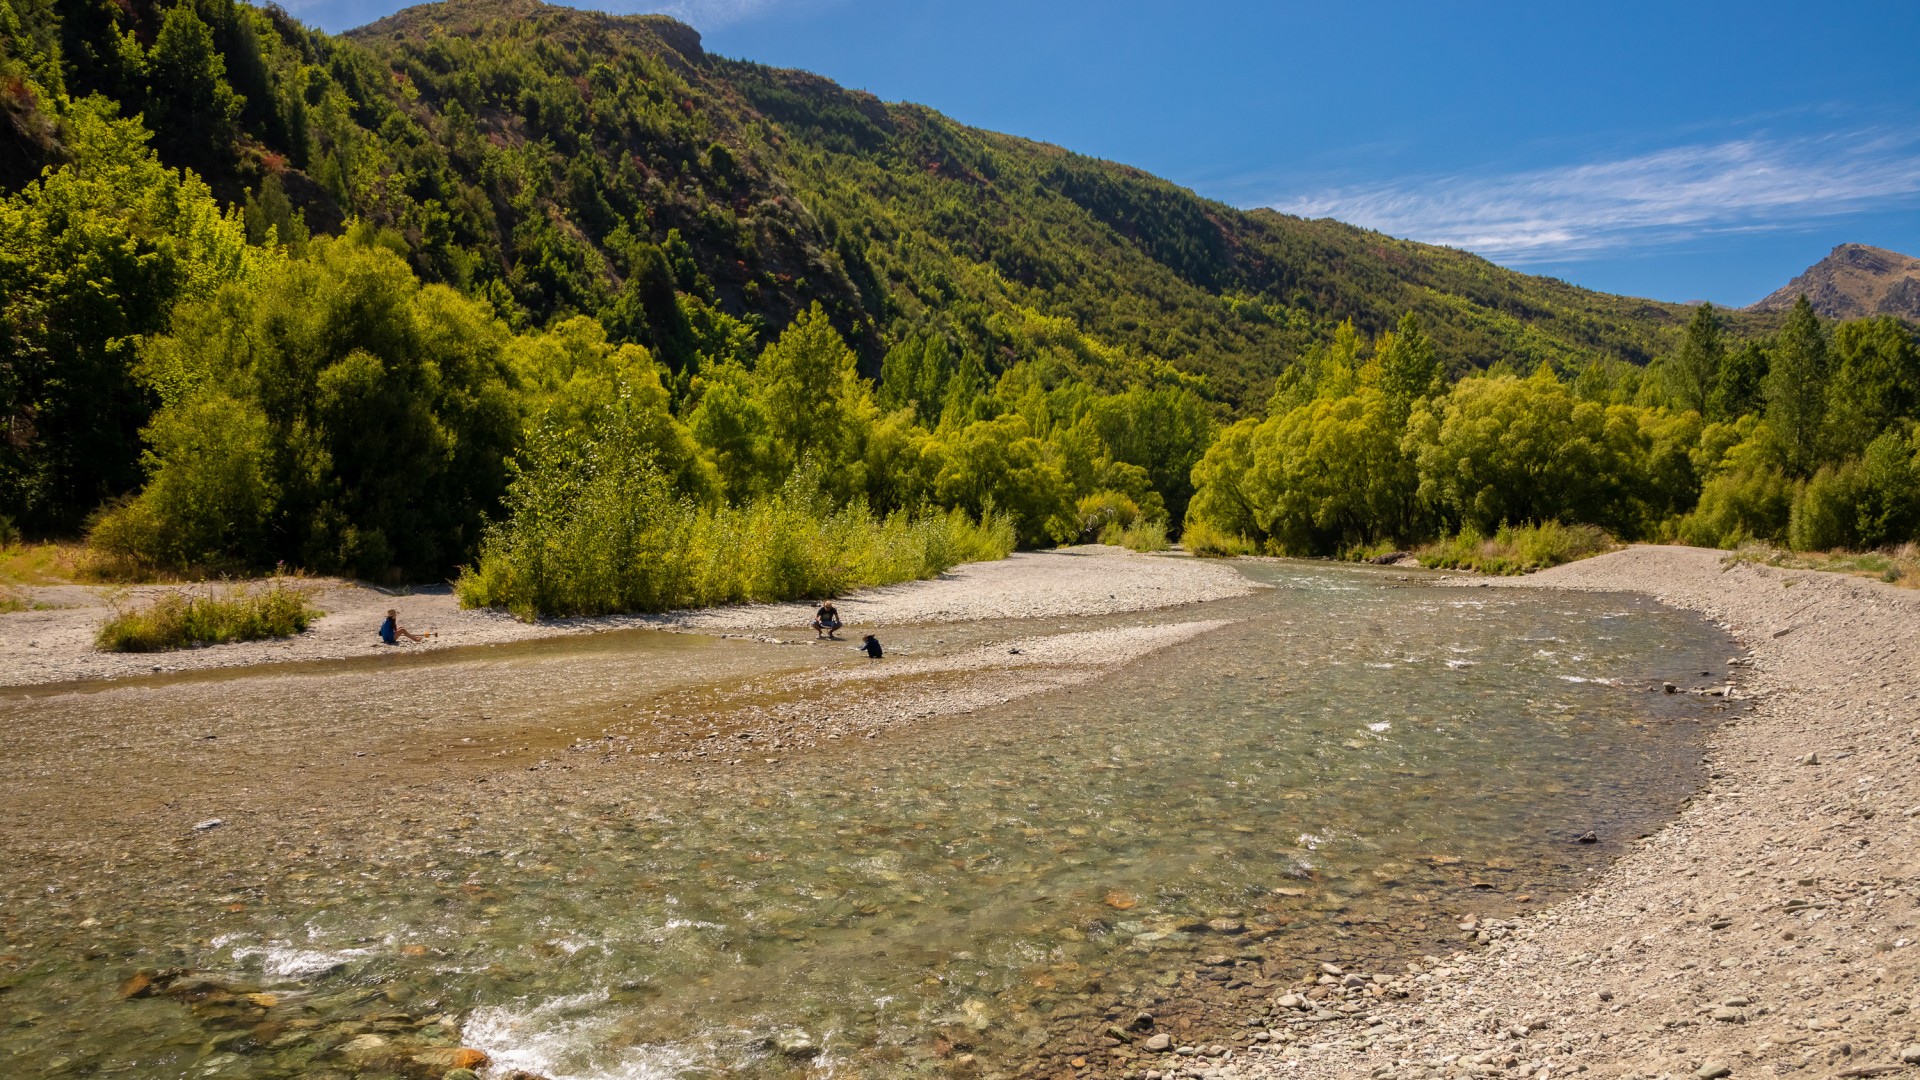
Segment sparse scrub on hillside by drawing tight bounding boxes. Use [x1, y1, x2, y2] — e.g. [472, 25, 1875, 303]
[95, 583, 320, 652]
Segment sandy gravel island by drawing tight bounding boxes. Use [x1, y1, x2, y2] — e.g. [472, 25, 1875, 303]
[1204, 545, 1920, 1080]
[0, 545, 1256, 687]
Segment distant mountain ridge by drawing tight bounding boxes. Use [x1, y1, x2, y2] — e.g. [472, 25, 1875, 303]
[1750, 244, 1920, 321]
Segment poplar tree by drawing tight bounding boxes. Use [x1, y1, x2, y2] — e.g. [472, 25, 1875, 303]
[1666, 303, 1724, 416]
[1762, 297, 1829, 476]
[1377, 311, 1441, 414]
[1709, 341, 1768, 421]
[145, 3, 243, 159]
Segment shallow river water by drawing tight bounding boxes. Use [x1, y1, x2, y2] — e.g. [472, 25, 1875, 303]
[0, 561, 1738, 1080]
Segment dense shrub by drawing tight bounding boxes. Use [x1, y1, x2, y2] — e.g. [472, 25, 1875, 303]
[1408, 369, 1650, 536]
[1673, 464, 1794, 549]
[1102, 519, 1170, 552]
[1246, 388, 1415, 554]
[1076, 490, 1146, 543]
[454, 422, 1015, 619]
[95, 582, 318, 651]
[1416, 522, 1614, 575]
[1670, 421, 1793, 548]
[94, 234, 520, 579]
[1184, 419, 1263, 544]
[86, 394, 277, 576]
[1787, 430, 1920, 552]
[1179, 519, 1257, 557]
[1851, 430, 1920, 546]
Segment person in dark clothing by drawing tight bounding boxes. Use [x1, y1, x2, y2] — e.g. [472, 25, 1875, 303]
[379, 609, 424, 646]
[860, 634, 883, 659]
[812, 601, 843, 639]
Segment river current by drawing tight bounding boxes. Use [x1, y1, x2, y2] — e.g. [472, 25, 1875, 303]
[0, 560, 1738, 1079]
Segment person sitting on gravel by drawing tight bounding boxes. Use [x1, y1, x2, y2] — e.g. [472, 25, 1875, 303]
[811, 601, 843, 640]
[859, 634, 883, 659]
[379, 609, 425, 646]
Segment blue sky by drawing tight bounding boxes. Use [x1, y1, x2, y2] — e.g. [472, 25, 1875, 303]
[303, 0, 1920, 306]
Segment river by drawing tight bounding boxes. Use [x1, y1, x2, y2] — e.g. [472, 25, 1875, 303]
[0, 560, 1739, 1079]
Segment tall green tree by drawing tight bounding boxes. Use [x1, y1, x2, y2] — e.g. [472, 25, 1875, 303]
[0, 97, 251, 530]
[1762, 296, 1830, 476]
[106, 234, 520, 576]
[932, 413, 1074, 546]
[144, 3, 244, 160]
[1664, 303, 1724, 416]
[1709, 340, 1768, 421]
[752, 302, 875, 498]
[1086, 383, 1213, 527]
[1824, 317, 1919, 459]
[1376, 311, 1441, 413]
[1183, 417, 1263, 543]
[603, 239, 696, 370]
[1244, 388, 1417, 554]
[878, 332, 954, 427]
[1407, 367, 1651, 534]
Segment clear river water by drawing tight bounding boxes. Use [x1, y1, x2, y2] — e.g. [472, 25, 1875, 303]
[0, 560, 1739, 1080]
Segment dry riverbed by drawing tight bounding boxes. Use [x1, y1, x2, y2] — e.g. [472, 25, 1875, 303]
[1183, 546, 1920, 1080]
[0, 550, 1264, 1080]
[7, 543, 1909, 1080]
[0, 546, 1254, 687]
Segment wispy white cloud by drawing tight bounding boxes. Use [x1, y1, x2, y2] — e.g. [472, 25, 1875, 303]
[1269, 132, 1920, 263]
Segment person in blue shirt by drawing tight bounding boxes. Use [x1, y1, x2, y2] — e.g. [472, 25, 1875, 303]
[379, 609, 425, 646]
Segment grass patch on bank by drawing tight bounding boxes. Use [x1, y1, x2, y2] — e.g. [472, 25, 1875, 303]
[0, 535, 85, 612]
[0, 540, 88, 587]
[1723, 541, 1920, 589]
[1416, 522, 1616, 575]
[1180, 520, 1258, 557]
[1099, 519, 1170, 553]
[96, 582, 320, 652]
[456, 461, 1016, 619]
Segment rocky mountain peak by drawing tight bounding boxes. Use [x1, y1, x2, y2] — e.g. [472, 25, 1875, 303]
[1748, 243, 1920, 321]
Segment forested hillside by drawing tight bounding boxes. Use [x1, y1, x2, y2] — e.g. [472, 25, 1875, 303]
[8, 0, 1911, 610]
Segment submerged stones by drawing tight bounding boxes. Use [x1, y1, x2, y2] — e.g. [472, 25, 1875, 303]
[108, 967, 493, 1079]
[411, 1047, 492, 1071]
[14, 565, 1740, 1080]
[769, 1029, 817, 1057]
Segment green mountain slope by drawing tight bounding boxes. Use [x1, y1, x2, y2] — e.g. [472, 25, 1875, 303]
[11, 0, 1746, 409]
[24, 0, 1878, 578]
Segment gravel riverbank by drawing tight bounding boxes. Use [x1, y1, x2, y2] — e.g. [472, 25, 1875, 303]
[0, 546, 1255, 687]
[1186, 545, 1920, 1080]
[10, 541, 1911, 1080]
